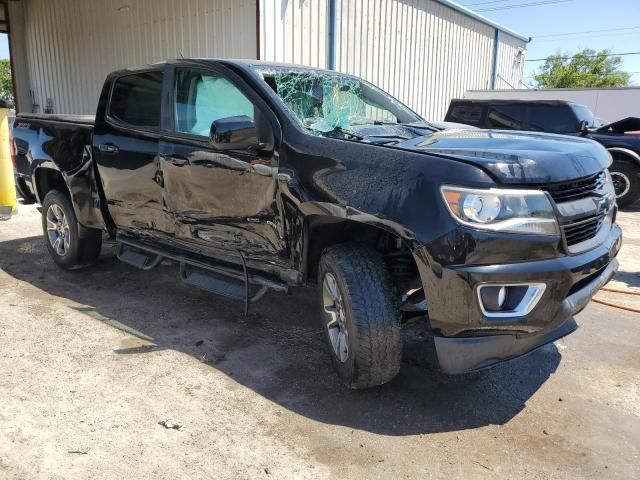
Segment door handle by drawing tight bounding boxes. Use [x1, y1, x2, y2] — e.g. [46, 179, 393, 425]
[169, 157, 189, 166]
[161, 154, 189, 166]
[98, 143, 119, 154]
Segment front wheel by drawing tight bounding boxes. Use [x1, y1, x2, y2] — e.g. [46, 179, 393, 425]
[41, 190, 102, 269]
[318, 244, 402, 389]
[610, 161, 640, 208]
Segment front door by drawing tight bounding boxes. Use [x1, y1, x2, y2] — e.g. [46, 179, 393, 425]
[159, 65, 286, 264]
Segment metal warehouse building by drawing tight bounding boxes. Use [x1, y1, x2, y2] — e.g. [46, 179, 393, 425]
[5, 0, 528, 120]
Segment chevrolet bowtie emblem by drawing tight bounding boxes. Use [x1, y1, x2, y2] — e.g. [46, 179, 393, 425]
[595, 195, 611, 213]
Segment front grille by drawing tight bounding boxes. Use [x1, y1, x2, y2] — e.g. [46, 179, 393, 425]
[563, 214, 605, 246]
[543, 171, 606, 203]
[542, 171, 608, 249]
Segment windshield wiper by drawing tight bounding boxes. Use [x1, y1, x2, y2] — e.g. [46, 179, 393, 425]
[366, 133, 412, 140]
[307, 126, 365, 141]
[373, 120, 439, 131]
[320, 127, 413, 141]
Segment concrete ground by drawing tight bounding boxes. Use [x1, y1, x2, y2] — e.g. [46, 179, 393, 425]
[0, 204, 639, 480]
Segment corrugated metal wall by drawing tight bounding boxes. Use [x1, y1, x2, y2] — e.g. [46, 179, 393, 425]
[495, 32, 526, 89]
[334, 0, 497, 120]
[10, 0, 527, 118]
[259, 0, 328, 68]
[260, 0, 527, 121]
[10, 0, 257, 114]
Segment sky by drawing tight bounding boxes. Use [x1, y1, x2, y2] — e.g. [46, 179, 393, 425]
[464, 0, 640, 86]
[0, 1, 637, 86]
[0, 34, 7, 60]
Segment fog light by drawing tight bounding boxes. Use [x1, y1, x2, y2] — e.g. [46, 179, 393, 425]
[477, 283, 546, 318]
[479, 285, 507, 311]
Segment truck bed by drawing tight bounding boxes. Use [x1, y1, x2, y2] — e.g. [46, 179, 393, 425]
[12, 111, 103, 229]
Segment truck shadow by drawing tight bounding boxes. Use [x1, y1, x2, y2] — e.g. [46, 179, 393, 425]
[0, 234, 561, 436]
[614, 271, 640, 290]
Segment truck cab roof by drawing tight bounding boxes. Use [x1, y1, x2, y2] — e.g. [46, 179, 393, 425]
[108, 58, 357, 78]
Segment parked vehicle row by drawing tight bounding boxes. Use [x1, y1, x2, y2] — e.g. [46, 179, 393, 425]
[11, 60, 621, 388]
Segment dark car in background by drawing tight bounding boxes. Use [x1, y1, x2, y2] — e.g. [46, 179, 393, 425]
[445, 99, 640, 207]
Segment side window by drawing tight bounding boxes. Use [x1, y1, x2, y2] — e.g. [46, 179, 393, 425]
[109, 71, 163, 129]
[175, 69, 255, 137]
[486, 104, 524, 130]
[528, 105, 576, 133]
[448, 104, 482, 125]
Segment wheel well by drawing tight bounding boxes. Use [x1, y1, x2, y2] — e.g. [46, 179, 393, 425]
[35, 168, 67, 202]
[304, 216, 419, 292]
[608, 148, 640, 167]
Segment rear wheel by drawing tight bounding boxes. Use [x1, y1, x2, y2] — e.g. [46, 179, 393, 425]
[41, 190, 102, 269]
[610, 160, 640, 208]
[318, 243, 402, 389]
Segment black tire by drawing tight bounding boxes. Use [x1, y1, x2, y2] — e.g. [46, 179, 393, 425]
[610, 160, 640, 208]
[318, 243, 402, 389]
[41, 190, 102, 270]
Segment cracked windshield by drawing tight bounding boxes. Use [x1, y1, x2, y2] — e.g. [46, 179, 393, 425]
[254, 67, 433, 144]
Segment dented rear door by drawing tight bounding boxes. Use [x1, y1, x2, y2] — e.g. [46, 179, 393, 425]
[93, 68, 175, 235]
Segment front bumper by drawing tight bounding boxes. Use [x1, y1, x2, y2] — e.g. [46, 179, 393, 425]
[415, 222, 622, 374]
[434, 258, 617, 374]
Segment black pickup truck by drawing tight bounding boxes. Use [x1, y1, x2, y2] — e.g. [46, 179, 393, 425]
[11, 60, 621, 389]
[445, 99, 640, 207]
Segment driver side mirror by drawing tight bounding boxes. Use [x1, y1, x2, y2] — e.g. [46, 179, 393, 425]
[578, 119, 589, 136]
[209, 115, 264, 152]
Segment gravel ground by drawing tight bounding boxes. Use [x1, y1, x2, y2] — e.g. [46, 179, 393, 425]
[0, 204, 639, 480]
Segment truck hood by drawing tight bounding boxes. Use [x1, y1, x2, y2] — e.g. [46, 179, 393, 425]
[395, 128, 611, 184]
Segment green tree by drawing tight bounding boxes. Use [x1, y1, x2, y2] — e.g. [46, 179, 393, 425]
[0, 59, 13, 103]
[534, 49, 631, 88]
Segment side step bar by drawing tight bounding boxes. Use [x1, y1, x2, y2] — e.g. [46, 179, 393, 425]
[117, 242, 163, 270]
[116, 236, 287, 314]
[180, 264, 269, 304]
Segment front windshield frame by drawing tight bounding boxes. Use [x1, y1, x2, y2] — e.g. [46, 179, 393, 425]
[250, 65, 426, 135]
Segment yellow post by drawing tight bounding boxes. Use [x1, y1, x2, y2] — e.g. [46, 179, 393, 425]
[0, 99, 17, 216]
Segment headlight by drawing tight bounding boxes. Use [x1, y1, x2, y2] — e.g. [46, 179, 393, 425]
[441, 185, 560, 235]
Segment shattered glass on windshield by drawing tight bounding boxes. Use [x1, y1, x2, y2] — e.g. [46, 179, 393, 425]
[254, 67, 425, 138]
[274, 72, 374, 132]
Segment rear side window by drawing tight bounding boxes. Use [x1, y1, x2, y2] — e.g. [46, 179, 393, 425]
[447, 104, 483, 125]
[486, 104, 524, 130]
[527, 105, 577, 133]
[109, 71, 163, 129]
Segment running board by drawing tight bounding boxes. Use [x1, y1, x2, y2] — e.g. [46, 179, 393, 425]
[117, 242, 163, 270]
[180, 263, 269, 306]
[115, 235, 287, 314]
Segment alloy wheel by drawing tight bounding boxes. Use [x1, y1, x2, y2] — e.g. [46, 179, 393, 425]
[611, 171, 631, 199]
[46, 203, 70, 257]
[322, 272, 349, 363]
